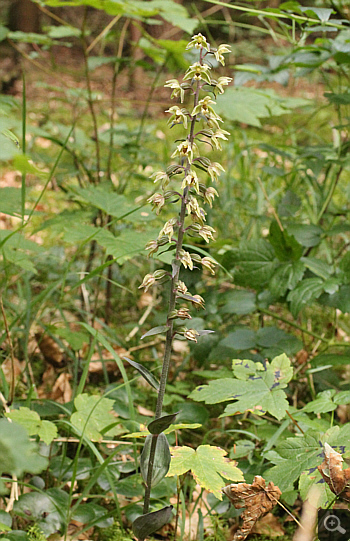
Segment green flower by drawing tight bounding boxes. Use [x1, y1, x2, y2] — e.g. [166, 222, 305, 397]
[165, 106, 189, 129]
[184, 328, 200, 342]
[211, 129, 230, 151]
[179, 250, 193, 270]
[151, 170, 170, 189]
[147, 193, 165, 214]
[158, 218, 177, 242]
[183, 62, 211, 85]
[203, 186, 219, 207]
[164, 79, 185, 103]
[215, 76, 232, 94]
[213, 44, 231, 66]
[171, 140, 198, 163]
[186, 33, 210, 51]
[181, 170, 199, 193]
[201, 257, 216, 275]
[207, 162, 225, 183]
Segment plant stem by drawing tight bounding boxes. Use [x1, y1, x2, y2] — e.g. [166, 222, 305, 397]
[259, 307, 328, 342]
[141, 57, 202, 520]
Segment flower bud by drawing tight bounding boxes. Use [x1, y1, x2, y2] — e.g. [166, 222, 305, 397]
[201, 257, 216, 275]
[191, 295, 205, 310]
[148, 193, 165, 215]
[145, 240, 158, 257]
[139, 274, 156, 293]
[184, 329, 200, 342]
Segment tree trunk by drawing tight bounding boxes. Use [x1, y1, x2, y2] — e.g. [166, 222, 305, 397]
[8, 0, 41, 33]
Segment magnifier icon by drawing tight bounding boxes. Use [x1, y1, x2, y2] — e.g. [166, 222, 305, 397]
[324, 514, 346, 534]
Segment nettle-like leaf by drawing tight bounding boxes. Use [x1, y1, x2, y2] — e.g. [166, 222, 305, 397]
[70, 394, 120, 441]
[223, 240, 277, 290]
[265, 424, 350, 495]
[166, 444, 244, 500]
[190, 354, 293, 420]
[6, 407, 57, 445]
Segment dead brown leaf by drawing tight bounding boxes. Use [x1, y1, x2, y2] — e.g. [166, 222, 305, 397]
[317, 442, 350, 502]
[252, 512, 284, 537]
[35, 332, 65, 367]
[222, 475, 282, 541]
[50, 373, 72, 403]
[1, 357, 25, 384]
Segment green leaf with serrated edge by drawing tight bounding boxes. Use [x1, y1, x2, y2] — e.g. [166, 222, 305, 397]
[265, 427, 348, 493]
[124, 357, 159, 391]
[269, 220, 303, 262]
[70, 394, 120, 441]
[302, 390, 337, 414]
[191, 355, 292, 420]
[287, 277, 325, 317]
[299, 469, 334, 509]
[287, 224, 323, 247]
[301, 257, 332, 280]
[6, 407, 57, 445]
[132, 506, 173, 540]
[123, 423, 202, 439]
[226, 240, 277, 289]
[148, 413, 178, 435]
[220, 290, 256, 315]
[166, 445, 244, 500]
[141, 325, 168, 339]
[140, 433, 171, 487]
[269, 261, 305, 298]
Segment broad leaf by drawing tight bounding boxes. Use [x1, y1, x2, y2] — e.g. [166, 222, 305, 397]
[269, 261, 305, 298]
[6, 407, 57, 445]
[141, 325, 168, 339]
[167, 445, 244, 500]
[287, 277, 325, 317]
[13, 489, 68, 535]
[268, 220, 303, 261]
[70, 394, 120, 441]
[190, 354, 293, 420]
[225, 240, 277, 290]
[0, 419, 47, 493]
[148, 413, 178, 435]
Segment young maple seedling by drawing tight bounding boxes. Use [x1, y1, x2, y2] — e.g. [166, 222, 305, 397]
[130, 34, 232, 541]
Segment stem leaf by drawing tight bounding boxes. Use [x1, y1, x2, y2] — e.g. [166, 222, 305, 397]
[141, 325, 168, 339]
[148, 412, 179, 435]
[123, 357, 160, 391]
[140, 433, 171, 487]
[132, 505, 173, 539]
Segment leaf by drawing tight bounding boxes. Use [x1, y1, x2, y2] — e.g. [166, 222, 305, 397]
[264, 428, 348, 493]
[317, 443, 350, 502]
[140, 433, 171, 487]
[222, 476, 281, 541]
[167, 445, 244, 500]
[302, 390, 337, 414]
[216, 87, 308, 127]
[287, 277, 325, 317]
[219, 329, 256, 351]
[190, 354, 293, 421]
[70, 394, 120, 441]
[132, 506, 173, 539]
[269, 261, 305, 297]
[287, 224, 323, 247]
[220, 290, 256, 316]
[124, 422, 202, 438]
[6, 407, 57, 445]
[124, 357, 159, 391]
[148, 413, 178, 435]
[141, 325, 168, 339]
[225, 240, 277, 290]
[0, 419, 47, 482]
[268, 220, 303, 262]
[13, 489, 68, 535]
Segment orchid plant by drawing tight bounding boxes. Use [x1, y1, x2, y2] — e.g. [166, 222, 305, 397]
[132, 34, 232, 541]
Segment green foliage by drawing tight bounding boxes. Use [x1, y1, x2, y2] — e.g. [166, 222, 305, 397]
[190, 354, 293, 420]
[6, 407, 57, 445]
[167, 444, 244, 500]
[70, 394, 121, 441]
[0, 420, 47, 493]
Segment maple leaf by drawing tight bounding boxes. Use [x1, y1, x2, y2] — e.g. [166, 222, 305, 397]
[222, 475, 282, 541]
[317, 442, 350, 502]
[166, 444, 244, 500]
